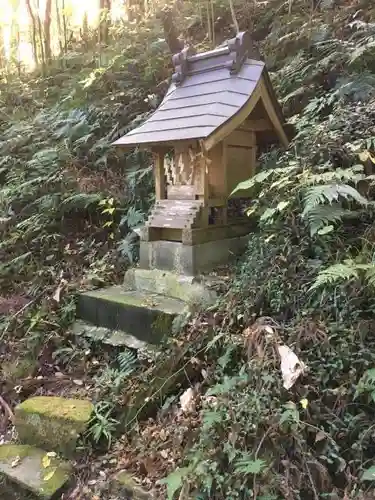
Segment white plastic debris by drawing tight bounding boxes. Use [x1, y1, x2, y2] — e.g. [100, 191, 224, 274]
[180, 388, 196, 413]
[278, 345, 307, 390]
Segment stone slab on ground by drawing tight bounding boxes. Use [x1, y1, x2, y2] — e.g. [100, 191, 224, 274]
[15, 396, 93, 457]
[76, 286, 186, 344]
[111, 470, 154, 499]
[123, 268, 218, 307]
[72, 320, 150, 349]
[0, 444, 72, 499]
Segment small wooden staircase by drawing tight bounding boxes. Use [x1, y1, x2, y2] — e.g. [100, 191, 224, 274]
[146, 199, 203, 229]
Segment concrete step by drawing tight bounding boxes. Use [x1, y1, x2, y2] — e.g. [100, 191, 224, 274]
[15, 397, 93, 458]
[76, 286, 186, 344]
[0, 444, 72, 499]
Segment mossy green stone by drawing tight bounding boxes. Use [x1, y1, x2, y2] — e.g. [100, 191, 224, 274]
[15, 397, 93, 457]
[0, 444, 71, 499]
[77, 286, 184, 344]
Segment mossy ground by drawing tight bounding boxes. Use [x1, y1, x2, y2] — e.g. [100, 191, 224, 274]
[15, 397, 93, 457]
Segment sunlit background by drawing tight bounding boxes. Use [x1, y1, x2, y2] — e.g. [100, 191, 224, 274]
[0, 0, 126, 70]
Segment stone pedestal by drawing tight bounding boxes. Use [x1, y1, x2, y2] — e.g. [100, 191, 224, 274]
[139, 235, 249, 276]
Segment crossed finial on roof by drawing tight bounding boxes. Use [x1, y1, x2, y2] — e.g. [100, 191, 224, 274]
[226, 31, 256, 74]
[172, 46, 195, 86]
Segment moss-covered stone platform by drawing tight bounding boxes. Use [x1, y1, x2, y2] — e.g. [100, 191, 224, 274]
[0, 444, 72, 499]
[76, 286, 186, 344]
[15, 396, 93, 457]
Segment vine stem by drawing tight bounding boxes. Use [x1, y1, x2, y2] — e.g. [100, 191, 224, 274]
[253, 425, 275, 500]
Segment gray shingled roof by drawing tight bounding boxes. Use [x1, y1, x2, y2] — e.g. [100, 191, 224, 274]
[113, 32, 283, 148]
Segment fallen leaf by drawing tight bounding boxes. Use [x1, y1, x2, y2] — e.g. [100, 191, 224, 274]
[73, 379, 83, 386]
[300, 398, 308, 409]
[44, 468, 56, 481]
[42, 455, 51, 468]
[11, 456, 21, 468]
[315, 430, 326, 442]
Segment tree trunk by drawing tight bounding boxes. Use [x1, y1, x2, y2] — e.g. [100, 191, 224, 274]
[25, 0, 39, 65]
[62, 0, 68, 53]
[44, 0, 53, 63]
[55, 0, 64, 56]
[159, 7, 183, 54]
[36, 0, 46, 74]
[99, 0, 111, 45]
[0, 26, 6, 70]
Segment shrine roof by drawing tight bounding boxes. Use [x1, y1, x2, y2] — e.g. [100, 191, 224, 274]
[113, 31, 289, 149]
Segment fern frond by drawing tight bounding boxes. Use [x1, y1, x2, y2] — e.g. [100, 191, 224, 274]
[60, 193, 102, 211]
[306, 166, 365, 185]
[117, 349, 137, 377]
[311, 260, 359, 290]
[305, 203, 357, 236]
[303, 184, 368, 218]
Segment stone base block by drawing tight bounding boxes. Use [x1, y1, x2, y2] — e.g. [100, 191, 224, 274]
[0, 444, 72, 499]
[123, 268, 217, 306]
[15, 397, 93, 457]
[139, 235, 249, 275]
[76, 286, 184, 344]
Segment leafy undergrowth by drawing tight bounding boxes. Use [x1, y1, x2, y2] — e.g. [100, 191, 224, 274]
[2, 0, 375, 499]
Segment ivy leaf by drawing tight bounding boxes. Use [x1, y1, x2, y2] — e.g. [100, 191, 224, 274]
[361, 466, 375, 481]
[318, 225, 334, 235]
[260, 207, 276, 223]
[234, 457, 266, 475]
[159, 467, 190, 500]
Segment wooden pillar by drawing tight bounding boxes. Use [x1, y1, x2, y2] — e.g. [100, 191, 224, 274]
[153, 149, 167, 200]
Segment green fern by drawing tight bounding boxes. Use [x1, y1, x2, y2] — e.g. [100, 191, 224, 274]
[303, 184, 368, 218]
[310, 260, 359, 290]
[305, 203, 357, 236]
[306, 166, 365, 185]
[117, 349, 137, 376]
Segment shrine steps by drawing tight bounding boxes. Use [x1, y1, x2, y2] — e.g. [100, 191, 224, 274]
[75, 270, 220, 347]
[76, 286, 186, 345]
[146, 199, 203, 229]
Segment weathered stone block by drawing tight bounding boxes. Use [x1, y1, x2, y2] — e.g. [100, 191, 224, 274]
[139, 235, 249, 275]
[72, 320, 150, 350]
[111, 470, 154, 499]
[0, 444, 72, 499]
[77, 287, 185, 344]
[123, 268, 217, 307]
[15, 397, 93, 457]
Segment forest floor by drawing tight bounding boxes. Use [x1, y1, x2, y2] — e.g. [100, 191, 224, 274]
[2, 0, 375, 498]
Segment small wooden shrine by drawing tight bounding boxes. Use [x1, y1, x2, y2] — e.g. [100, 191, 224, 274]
[113, 31, 291, 275]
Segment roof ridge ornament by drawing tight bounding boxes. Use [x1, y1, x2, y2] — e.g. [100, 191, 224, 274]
[227, 31, 255, 74]
[172, 46, 196, 86]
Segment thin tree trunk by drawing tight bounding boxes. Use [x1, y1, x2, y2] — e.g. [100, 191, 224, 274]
[55, 0, 64, 56]
[159, 7, 183, 54]
[25, 0, 39, 65]
[36, 0, 46, 74]
[44, 0, 53, 63]
[99, 0, 111, 45]
[62, 0, 68, 53]
[228, 0, 239, 34]
[0, 26, 5, 70]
